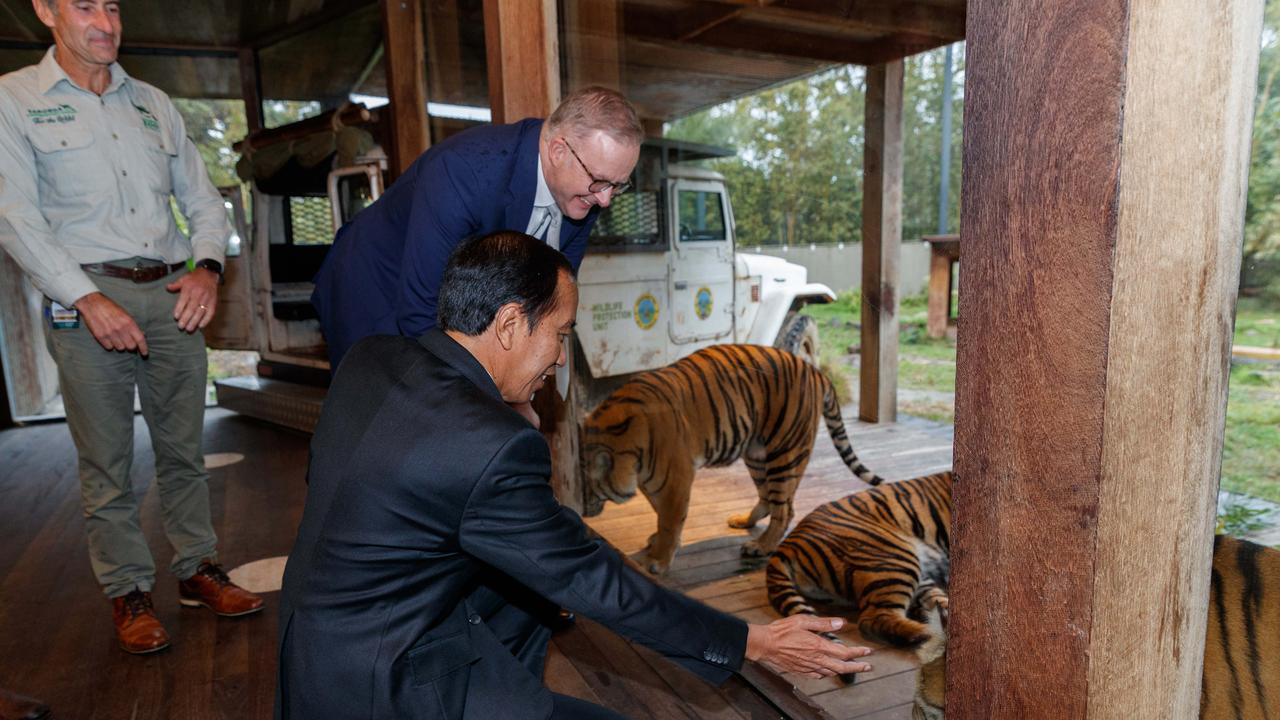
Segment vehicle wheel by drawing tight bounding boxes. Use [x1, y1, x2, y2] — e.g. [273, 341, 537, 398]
[774, 312, 820, 366]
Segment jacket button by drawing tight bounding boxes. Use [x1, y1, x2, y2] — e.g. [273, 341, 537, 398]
[468, 614, 481, 625]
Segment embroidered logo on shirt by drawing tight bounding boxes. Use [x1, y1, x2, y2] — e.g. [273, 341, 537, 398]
[26, 104, 76, 125]
[134, 104, 159, 132]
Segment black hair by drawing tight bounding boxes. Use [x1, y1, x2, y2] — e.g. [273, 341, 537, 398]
[437, 231, 574, 336]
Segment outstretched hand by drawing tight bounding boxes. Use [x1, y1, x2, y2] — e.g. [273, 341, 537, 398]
[745, 615, 872, 679]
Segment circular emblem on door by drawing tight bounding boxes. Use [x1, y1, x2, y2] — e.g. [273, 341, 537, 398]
[694, 287, 713, 320]
[634, 293, 659, 330]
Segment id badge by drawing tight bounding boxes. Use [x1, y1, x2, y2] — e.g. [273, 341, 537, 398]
[49, 300, 80, 329]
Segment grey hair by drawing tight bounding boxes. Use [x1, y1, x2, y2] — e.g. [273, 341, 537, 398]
[545, 86, 643, 147]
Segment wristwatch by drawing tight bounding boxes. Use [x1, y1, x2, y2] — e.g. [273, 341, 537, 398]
[194, 259, 224, 284]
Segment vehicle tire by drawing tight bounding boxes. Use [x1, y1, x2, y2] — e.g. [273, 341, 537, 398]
[774, 312, 820, 366]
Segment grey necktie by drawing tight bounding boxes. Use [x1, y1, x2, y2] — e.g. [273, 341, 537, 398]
[525, 205, 562, 251]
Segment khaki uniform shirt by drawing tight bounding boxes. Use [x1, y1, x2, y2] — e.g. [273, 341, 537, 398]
[0, 47, 229, 306]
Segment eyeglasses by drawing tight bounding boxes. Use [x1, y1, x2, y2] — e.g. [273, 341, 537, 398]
[562, 139, 632, 195]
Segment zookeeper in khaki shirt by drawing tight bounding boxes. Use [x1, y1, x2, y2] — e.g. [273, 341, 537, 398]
[0, 0, 263, 658]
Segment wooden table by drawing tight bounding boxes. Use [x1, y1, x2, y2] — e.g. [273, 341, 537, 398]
[923, 234, 960, 338]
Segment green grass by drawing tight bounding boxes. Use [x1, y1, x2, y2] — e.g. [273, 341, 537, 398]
[1235, 298, 1280, 349]
[802, 291, 1280, 511]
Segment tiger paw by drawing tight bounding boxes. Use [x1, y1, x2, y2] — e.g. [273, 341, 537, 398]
[646, 558, 670, 575]
[727, 513, 757, 529]
[643, 532, 659, 551]
[740, 540, 768, 558]
[919, 586, 949, 612]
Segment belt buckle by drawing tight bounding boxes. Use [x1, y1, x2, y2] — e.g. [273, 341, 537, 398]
[132, 264, 145, 283]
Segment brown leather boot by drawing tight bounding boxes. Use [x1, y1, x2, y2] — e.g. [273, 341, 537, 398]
[178, 561, 264, 617]
[111, 589, 170, 655]
[0, 688, 50, 720]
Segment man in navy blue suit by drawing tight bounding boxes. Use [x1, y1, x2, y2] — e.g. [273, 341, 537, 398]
[311, 86, 642, 370]
[278, 233, 873, 720]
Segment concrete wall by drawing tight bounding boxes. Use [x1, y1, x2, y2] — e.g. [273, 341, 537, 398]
[742, 241, 933, 296]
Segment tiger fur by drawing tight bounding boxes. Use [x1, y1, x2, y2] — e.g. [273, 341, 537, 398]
[908, 535, 1280, 719]
[766, 470, 952, 647]
[580, 344, 884, 575]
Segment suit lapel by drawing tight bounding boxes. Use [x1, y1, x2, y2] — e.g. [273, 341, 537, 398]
[417, 330, 504, 403]
[505, 120, 543, 233]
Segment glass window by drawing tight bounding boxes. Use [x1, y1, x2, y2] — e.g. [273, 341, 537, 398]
[677, 190, 727, 242]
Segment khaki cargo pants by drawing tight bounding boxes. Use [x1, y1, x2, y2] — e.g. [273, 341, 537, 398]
[45, 264, 217, 598]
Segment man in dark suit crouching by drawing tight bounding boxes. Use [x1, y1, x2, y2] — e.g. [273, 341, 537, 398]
[275, 231, 872, 720]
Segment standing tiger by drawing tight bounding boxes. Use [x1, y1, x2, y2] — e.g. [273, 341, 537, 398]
[580, 344, 884, 575]
[908, 534, 1280, 719]
[766, 470, 952, 647]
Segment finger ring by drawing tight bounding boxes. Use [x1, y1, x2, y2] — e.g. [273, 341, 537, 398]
[198, 304, 207, 310]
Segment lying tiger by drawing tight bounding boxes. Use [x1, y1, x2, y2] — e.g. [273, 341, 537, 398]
[580, 344, 884, 575]
[766, 470, 952, 647]
[909, 534, 1280, 720]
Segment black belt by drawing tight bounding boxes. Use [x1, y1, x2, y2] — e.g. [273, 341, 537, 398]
[81, 261, 186, 283]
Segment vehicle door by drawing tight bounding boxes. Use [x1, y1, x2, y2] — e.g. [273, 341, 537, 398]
[668, 178, 734, 351]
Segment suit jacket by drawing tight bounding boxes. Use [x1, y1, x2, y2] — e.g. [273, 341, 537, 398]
[275, 330, 747, 720]
[310, 119, 599, 368]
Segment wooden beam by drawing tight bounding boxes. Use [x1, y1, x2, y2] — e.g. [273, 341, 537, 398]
[623, 1, 962, 51]
[238, 47, 264, 134]
[379, 0, 430, 179]
[0, 36, 238, 57]
[621, 7, 946, 66]
[947, 0, 1263, 716]
[858, 61, 903, 424]
[563, 0, 622, 92]
[482, 0, 559, 124]
[641, 117, 664, 138]
[248, 0, 377, 50]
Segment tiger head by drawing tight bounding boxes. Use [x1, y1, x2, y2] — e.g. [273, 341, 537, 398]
[580, 401, 651, 517]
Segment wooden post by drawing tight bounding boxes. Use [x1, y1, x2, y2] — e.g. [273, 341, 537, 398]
[379, 0, 430, 179]
[947, 0, 1263, 717]
[426, 0, 463, 104]
[924, 234, 959, 339]
[482, 0, 559, 124]
[563, 0, 622, 92]
[237, 47, 263, 133]
[482, 0, 582, 509]
[858, 61, 903, 424]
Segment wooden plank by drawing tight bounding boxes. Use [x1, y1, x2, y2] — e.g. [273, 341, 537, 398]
[948, 0, 1263, 717]
[858, 61, 904, 424]
[482, 0, 559, 124]
[236, 48, 263, 133]
[564, 0, 622, 92]
[379, 0, 430, 179]
[425, 0, 466, 106]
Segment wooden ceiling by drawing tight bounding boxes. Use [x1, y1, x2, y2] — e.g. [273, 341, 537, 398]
[0, 0, 964, 121]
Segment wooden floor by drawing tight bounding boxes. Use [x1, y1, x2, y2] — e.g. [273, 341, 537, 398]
[0, 407, 951, 719]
